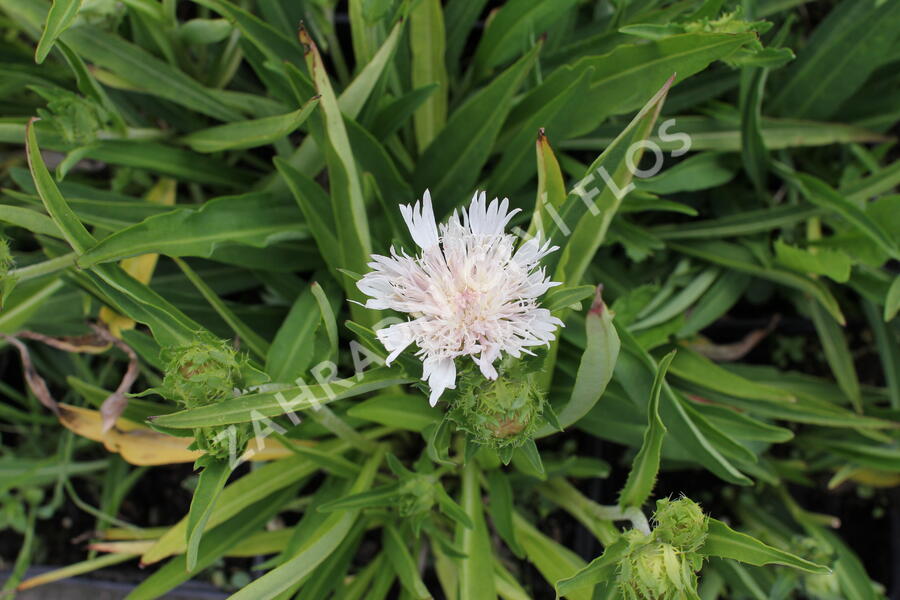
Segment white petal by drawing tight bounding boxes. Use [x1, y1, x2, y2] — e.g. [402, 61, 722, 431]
[422, 356, 456, 406]
[376, 322, 416, 364]
[467, 193, 520, 236]
[475, 345, 500, 380]
[399, 190, 439, 249]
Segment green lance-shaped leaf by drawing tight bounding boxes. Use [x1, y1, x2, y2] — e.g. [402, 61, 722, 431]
[274, 158, 341, 275]
[409, 0, 448, 152]
[617, 329, 751, 486]
[180, 96, 319, 153]
[807, 297, 861, 412]
[317, 483, 402, 512]
[774, 240, 852, 283]
[311, 282, 339, 363]
[555, 537, 629, 596]
[25, 119, 94, 253]
[473, 0, 579, 74]
[668, 347, 795, 405]
[347, 393, 441, 432]
[26, 118, 200, 345]
[266, 287, 321, 383]
[267, 19, 403, 190]
[61, 25, 242, 121]
[885, 276, 900, 322]
[566, 117, 888, 154]
[185, 458, 232, 572]
[192, 0, 305, 67]
[537, 287, 620, 437]
[173, 257, 270, 360]
[863, 300, 900, 410]
[513, 439, 545, 479]
[128, 486, 297, 600]
[35, 0, 82, 64]
[228, 447, 385, 600]
[434, 483, 473, 530]
[701, 518, 830, 574]
[414, 42, 541, 216]
[653, 204, 822, 241]
[150, 367, 412, 429]
[445, 0, 490, 74]
[618, 350, 675, 509]
[809, 527, 877, 600]
[543, 285, 596, 313]
[300, 25, 373, 324]
[0, 205, 62, 238]
[769, 0, 900, 121]
[485, 52, 594, 197]
[550, 75, 674, 287]
[141, 449, 343, 564]
[512, 511, 591, 600]
[668, 239, 845, 325]
[17, 554, 135, 593]
[528, 129, 567, 239]
[456, 461, 497, 600]
[775, 165, 900, 261]
[77, 193, 305, 268]
[383, 525, 431, 600]
[739, 59, 770, 196]
[842, 159, 900, 204]
[509, 32, 756, 141]
[487, 470, 523, 557]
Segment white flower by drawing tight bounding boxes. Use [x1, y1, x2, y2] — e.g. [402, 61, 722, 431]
[357, 190, 563, 406]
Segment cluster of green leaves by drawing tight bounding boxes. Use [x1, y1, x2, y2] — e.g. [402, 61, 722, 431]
[0, 0, 898, 598]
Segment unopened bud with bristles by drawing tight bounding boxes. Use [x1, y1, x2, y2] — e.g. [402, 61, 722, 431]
[159, 334, 250, 461]
[619, 537, 694, 600]
[449, 362, 545, 449]
[160, 333, 241, 409]
[653, 497, 708, 552]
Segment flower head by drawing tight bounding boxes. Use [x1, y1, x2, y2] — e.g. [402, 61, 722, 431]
[357, 190, 562, 405]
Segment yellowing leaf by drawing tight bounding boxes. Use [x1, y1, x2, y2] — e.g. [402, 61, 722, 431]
[58, 403, 311, 466]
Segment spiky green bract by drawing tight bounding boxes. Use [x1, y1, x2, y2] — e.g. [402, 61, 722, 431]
[617, 529, 704, 600]
[653, 497, 709, 553]
[613, 498, 710, 599]
[159, 333, 251, 459]
[448, 361, 545, 450]
[161, 333, 242, 409]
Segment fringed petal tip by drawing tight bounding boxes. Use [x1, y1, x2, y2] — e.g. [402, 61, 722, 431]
[400, 189, 440, 250]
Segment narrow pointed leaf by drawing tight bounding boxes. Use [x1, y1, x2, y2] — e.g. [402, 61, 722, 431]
[35, 0, 82, 63]
[185, 459, 232, 571]
[618, 351, 675, 509]
[181, 97, 319, 153]
[702, 518, 830, 574]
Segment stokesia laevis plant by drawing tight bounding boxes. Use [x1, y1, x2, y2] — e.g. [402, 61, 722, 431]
[5, 0, 894, 596]
[357, 190, 562, 448]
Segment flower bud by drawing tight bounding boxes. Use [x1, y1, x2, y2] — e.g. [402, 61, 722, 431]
[160, 334, 241, 409]
[449, 364, 545, 449]
[653, 497, 708, 552]
[619, 538, 693, 600]
[397, 475, 436, 517]
[159, 335, 249, 461]
[193, 424, 252, 462]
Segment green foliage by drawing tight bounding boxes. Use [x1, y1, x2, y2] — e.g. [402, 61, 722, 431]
[0, 0, 898, 598]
